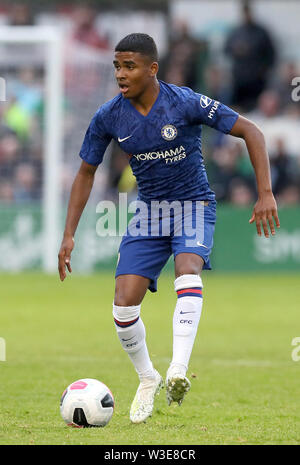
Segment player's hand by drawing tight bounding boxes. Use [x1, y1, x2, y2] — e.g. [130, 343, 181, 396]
[58, 236, 74, 281]
[249, 192, 280, 237]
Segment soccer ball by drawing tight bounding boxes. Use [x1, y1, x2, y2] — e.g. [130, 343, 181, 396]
[60, 378, 114, 427]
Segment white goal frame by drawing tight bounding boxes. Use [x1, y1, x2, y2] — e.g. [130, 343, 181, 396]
[0, 26, 63, 272]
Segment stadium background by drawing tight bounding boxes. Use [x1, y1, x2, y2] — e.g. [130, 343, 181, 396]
[0, 0, 299, 446]
[0, 0, 300, 273]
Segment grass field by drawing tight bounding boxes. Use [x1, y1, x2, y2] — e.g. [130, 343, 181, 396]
[0, 271, 299, 445]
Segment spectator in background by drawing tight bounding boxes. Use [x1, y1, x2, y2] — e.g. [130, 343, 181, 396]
[207, 138, 255, 202]
[70, 3, 109, 50]
[3, 96, 31, 141]
[277, 184, 300, 207]
[224, 0, 276, 111]
[0, 128, 20, 179]
[270, 138, 297, 196]
[247, 88, 280, 129]
[8, 68, 43, 117]
[3, 2, 40, 66]
[203, 64, 231, 105]
[246, 88, 300, 159]
[228, 178, 255, 207]
[160, 20, 208, 90]
[0, 181, 14, 203]
[7, 2, 35, 26]
[108, 143, 131, 195]
[13, 163, 38, 203]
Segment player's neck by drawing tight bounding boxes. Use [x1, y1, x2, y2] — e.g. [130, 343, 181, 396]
[129, 79, 160, 117]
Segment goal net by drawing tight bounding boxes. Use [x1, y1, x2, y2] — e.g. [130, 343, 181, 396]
[0, 26, 117, 273]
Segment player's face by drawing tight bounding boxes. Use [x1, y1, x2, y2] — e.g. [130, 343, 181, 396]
[113, 51, 158, 99]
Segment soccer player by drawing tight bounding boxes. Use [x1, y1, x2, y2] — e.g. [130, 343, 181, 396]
[58, 33, 280, 423]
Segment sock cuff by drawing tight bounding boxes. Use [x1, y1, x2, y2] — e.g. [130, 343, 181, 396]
[174, 274, 203, 292]
[113, 303, 141, 325]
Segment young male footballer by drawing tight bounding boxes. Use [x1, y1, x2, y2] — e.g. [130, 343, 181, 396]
[58, 33, 280, 423]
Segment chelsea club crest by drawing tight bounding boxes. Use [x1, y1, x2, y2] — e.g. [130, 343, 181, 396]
[161, 124, 177, 141]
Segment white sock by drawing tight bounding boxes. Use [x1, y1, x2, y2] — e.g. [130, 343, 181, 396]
[171, 274, 203, 374]
[113, 303, 155, 381]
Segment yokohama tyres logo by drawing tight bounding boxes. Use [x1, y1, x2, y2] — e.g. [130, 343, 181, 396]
[133, 145, 186, 164]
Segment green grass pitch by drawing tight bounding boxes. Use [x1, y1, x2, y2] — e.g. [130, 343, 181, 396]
[0, 271, 299, 445]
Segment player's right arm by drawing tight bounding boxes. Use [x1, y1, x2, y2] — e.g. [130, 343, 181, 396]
[58, 160, 97, 281]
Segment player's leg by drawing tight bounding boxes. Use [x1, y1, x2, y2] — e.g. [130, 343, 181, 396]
[167, 200, 216, 405]
[166, 254, 204, 405]
[113, 214, 171, 422]
[172, 254, 205, 373]
[113, 274, 163, 423]
[113, 274, 155, 380]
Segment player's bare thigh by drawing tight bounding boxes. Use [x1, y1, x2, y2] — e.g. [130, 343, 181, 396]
[114, 274, 150, 306]
[175, 253, 204, 278]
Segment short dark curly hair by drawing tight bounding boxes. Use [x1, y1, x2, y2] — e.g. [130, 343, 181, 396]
[115, 33, 158, 62]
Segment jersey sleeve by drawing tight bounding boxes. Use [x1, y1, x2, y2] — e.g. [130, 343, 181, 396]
[186, 89, 239, 134]
[79, 109, 112, 166]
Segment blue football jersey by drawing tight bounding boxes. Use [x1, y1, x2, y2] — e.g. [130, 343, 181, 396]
[79, 80, 239, 201]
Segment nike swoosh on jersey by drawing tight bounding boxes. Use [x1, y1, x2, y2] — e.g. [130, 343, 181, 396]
[180, 311, 196, 315]
[118, 135, 132, 143]
[197, 242, 208, 248]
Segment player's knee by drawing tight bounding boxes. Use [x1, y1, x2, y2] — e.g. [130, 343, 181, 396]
[114, 275, 148, 306]
[175, 255, 204, 278]
[113, 303, 141, 323]
[175, 253, 204, 278]
[114, 294, 137, 307]
[114, 287, 140, 307]
[175, 266, 200, 278]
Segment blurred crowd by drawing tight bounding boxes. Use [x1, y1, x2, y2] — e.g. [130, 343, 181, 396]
[0, 0, 300, 207]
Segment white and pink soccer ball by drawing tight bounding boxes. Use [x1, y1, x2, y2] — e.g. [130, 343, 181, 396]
[60, 378, 114, 427]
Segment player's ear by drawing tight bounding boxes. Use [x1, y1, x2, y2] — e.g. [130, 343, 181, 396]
[150, 61, 159, 77]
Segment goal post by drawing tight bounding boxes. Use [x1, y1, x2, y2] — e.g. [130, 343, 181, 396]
[0, 26, 63, 272]
[0, 26, 117, 274]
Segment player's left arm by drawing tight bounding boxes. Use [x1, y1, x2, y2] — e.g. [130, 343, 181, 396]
[229, 115, 280, 237]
